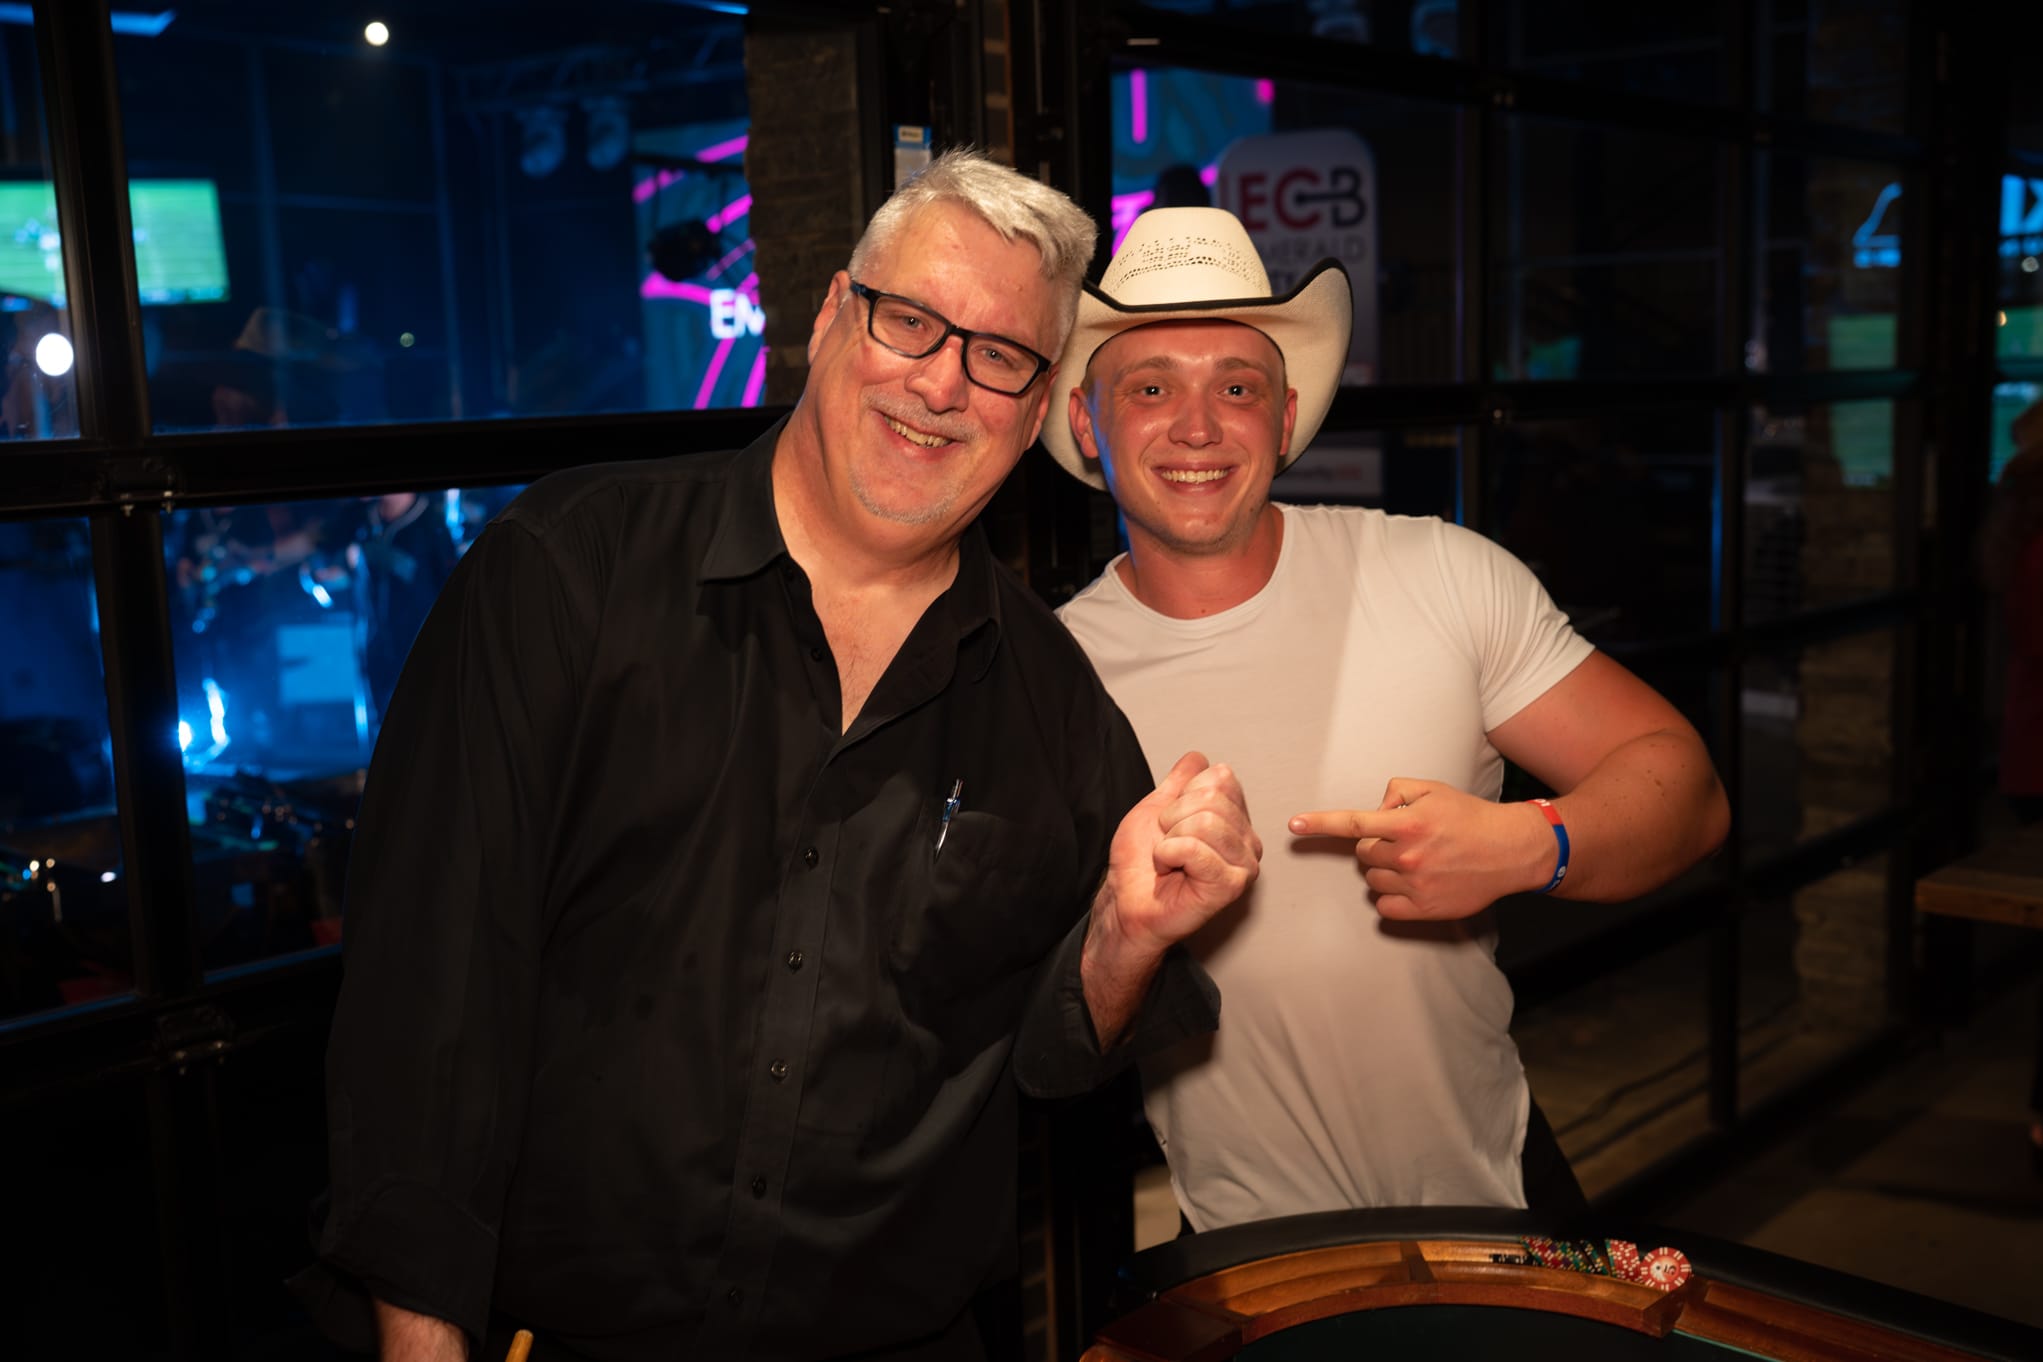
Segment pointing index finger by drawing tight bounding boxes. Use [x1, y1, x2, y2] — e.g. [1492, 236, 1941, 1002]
[1288, 808, 1404, 841]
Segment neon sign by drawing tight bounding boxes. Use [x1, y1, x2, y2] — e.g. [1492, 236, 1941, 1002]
[708, 289, 765, 339]
[1854, 175, 2043, 268]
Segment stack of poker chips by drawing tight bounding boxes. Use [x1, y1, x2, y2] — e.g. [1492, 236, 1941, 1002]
[1516, 1236, 1695, 1292]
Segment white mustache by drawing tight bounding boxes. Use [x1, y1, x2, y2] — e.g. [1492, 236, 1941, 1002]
[868, 395, 974, 444]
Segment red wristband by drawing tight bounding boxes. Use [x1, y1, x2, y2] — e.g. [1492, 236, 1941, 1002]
[1528, 797, 1570, 894]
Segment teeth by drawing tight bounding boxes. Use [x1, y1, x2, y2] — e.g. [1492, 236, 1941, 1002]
[1161, 468, 1227, 484]
[884, 415, 952, 448]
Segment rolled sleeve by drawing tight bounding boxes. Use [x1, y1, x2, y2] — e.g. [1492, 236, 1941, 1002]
[1012, 916, 1218, 1099]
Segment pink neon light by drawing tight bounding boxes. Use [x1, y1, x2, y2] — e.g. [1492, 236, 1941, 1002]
[736, 272, 759, 297]
[696, 336, 737, 408]
[633, 169, 680, 204]
[1130, 70, 1148, 144]
[631, 135, 749, 203]
[1200, 164, 1217, 186]
[1255, 79, 1274, 104]
[707, 193, 753, 233]
[1110, 190, 1155, 253]
[741, 346, 769, 407]
[640, 274, 718, 303]
[706, 240, 754, 281]
[696, 133, 748, 163]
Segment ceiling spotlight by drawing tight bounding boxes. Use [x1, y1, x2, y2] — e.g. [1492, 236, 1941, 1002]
[35, 332, 73, 377]
[585, 97, 630, 172]
[518, 106, 567, 179]
[364, 20, 390, 47]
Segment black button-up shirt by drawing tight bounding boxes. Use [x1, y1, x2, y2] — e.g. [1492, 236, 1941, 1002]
[298, 421, 1217, 1360]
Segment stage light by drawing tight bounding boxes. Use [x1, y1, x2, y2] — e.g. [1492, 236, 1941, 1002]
[585, 97, 630, 171]
[34, 332, 72, 376]
[365, 21, 389, 46]
[519, 106, 567, 178]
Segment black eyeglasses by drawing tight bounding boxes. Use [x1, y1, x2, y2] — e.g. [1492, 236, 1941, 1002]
[848, 281, 1051, 396]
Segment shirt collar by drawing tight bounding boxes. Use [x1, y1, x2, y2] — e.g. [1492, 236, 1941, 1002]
[698, 413, 1005, 675]
[700, 415, 794, 582]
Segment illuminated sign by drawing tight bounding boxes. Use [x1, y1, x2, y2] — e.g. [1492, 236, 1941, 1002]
[1214, 128, 1380, 386]
[709, 288, 765, 339]
[2004, 175, 2043, 259]
[1853, 175, 2043, 268]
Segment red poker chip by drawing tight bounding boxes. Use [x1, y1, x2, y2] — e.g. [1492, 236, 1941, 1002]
[1639, 1246, 1693, 1291]
[1607, 1240, 1643, 1279]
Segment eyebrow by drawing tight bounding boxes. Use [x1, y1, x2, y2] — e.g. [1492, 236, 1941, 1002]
[1112, 353, 1284, 381]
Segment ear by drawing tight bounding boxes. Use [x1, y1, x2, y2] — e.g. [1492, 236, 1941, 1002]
[1019, 362, 1058, 448]
[808, 271, 853, 364]
[1278, 386, 1299, 458]
[1069, 384, 1102, 464]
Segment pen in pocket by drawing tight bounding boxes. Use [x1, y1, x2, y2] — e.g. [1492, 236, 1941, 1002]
[934, 778, 964, 856]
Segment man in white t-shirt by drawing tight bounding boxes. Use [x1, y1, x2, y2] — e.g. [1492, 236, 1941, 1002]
[1047, 208, 1730, 1231]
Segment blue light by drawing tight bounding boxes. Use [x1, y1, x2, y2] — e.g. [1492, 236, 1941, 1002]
[179, 677, 232, 768]
[204, 677, 228, 749]
[0, 6, 176, 35]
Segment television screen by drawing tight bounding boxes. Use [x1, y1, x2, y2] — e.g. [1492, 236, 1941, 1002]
[0, 178, 228, 307]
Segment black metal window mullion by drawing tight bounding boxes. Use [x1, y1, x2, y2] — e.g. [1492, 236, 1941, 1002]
[1457, 0, 1493, 532]
[1706, 0, 1758, 1132]
[34, 0, 148, 453]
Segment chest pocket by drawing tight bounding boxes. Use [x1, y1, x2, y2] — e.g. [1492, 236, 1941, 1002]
[889, 811, 1074, 1013]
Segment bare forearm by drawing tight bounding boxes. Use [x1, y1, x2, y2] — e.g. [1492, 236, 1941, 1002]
[1541, 730, 1729, 901]
[1079, 882, 1167, 1051]
[376, 1300, 468, 1362]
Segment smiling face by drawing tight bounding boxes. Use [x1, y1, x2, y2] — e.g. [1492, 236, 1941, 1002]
[1071, 319, 1297, 564]
[790, 200, 1063, 557]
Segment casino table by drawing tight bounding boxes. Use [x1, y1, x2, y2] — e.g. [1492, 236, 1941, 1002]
[1081, 1207, 2043, 1362]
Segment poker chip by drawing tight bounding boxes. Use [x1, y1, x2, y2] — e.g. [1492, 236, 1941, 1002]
[1639, 1246, 1693, 1291]
[1607, 1239, 1643, 1281]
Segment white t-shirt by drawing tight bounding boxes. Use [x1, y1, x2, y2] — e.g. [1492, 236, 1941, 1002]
[1058, 503, 1593, 1229]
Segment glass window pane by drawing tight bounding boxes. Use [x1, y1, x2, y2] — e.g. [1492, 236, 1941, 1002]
[0, 518, 127, 1023]
[116, 2, 757, 432]
[1491, 0, 1728, 106]
[1513, 932, 1714, 1198]
[1284, 425, 1463, 519]
[7, 1086, 166, 1352]
[1491, 119, 1721, 380]
[1999, 172, 2043, 358]
[1126, 1, 1461, 58]
[1739, 862, 1891, 1115]
[165, 484, 523, 974]
[0, 18, 81, 442]
[1741, 631, 1894, 862]
[1745, 401, 1898, 627]
[1110, 65, 1460, 385]
[1485, 410, 1718, 647]
[1754, 157, 1902, 374]
[1764, 0, 1907, 134]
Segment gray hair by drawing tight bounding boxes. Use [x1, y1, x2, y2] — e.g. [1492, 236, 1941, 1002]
[847, 147, 1098, 352]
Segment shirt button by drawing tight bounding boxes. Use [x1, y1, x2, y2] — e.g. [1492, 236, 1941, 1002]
[802, 847, 819, 868]
[785, 949, 804, 971]
[727, 1286, 743, 1306]
[751, 1176, 767, 1198]
[809, 646, 824, 662]
[769, 1058, 788, 1081]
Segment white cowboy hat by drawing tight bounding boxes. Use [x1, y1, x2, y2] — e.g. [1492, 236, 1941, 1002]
[1042, 206, 1353, 490]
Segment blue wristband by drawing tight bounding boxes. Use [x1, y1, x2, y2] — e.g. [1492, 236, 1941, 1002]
[1529, 798, 1570, 894]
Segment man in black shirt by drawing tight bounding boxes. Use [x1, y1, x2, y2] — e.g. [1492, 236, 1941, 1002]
[297, 151, 1259, 1361]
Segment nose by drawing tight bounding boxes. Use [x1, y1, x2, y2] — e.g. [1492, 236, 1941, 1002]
[1169, 390, 1221, 447]
[903, 335, 971, 413]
